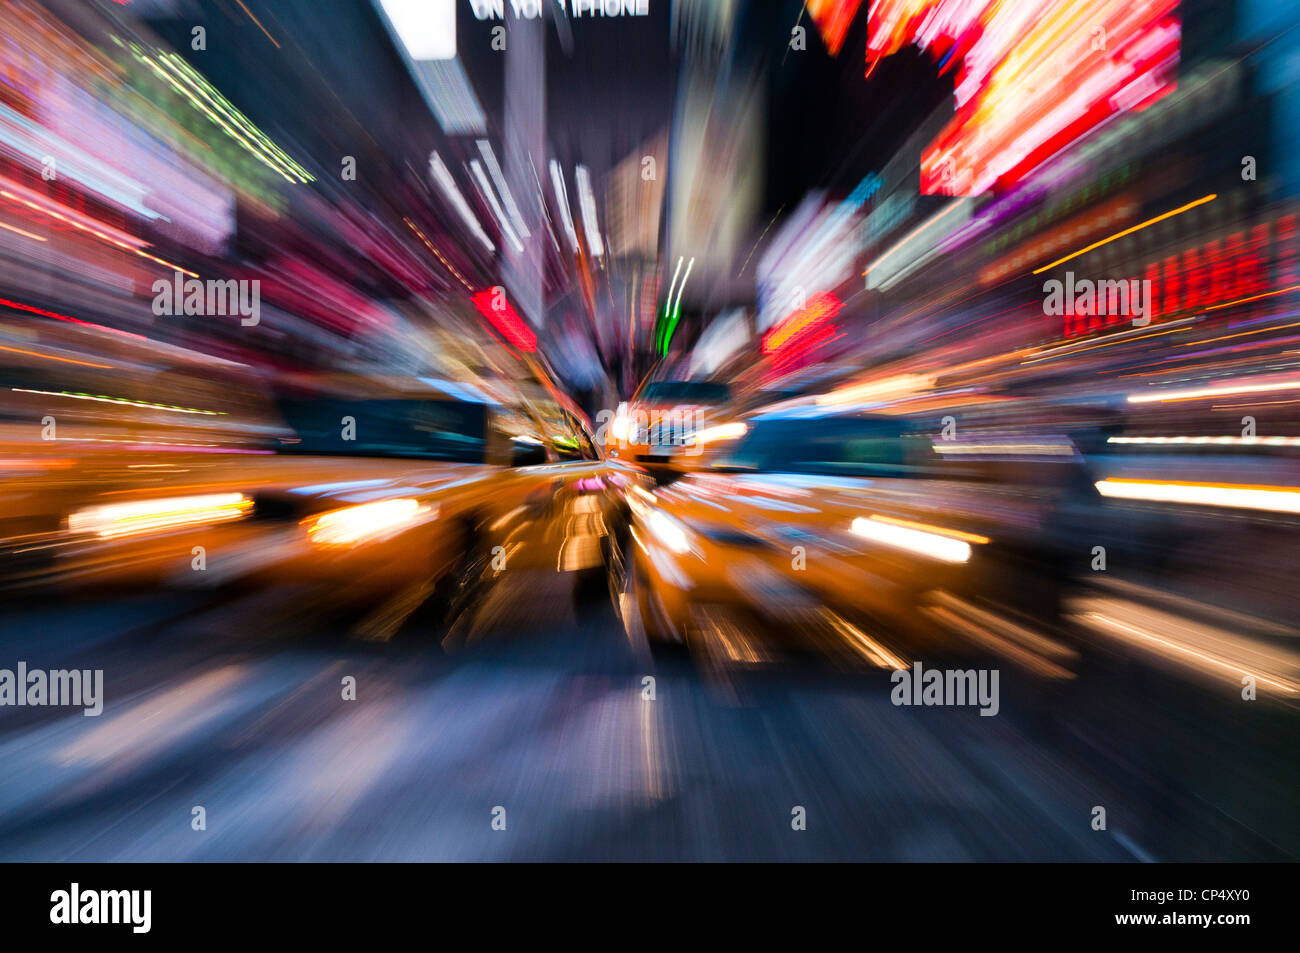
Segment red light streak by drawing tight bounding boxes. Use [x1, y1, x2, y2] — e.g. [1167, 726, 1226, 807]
[808, 1, 866, 57]
[0, 296, 147, 340]
[762, 292, 843, 371]
[471, 289, 537, 353]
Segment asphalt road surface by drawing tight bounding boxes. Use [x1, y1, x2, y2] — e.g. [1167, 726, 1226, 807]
[0, 570, 1294, 861]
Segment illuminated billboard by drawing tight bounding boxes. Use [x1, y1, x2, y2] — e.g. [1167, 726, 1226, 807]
[864, 0, 1181, 196]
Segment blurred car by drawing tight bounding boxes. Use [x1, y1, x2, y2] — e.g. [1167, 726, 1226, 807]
[605, 378, 747, 474]
[1, 376, 630, 637]
[616, 408, 1103, 671]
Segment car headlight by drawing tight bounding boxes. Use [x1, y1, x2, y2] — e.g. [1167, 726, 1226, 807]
[306, 498, 436, 547]
[611, 402, 631, 442]
[696, 422, 748, 444]
[849, 515, 988, 564]
[68, 493, 252, 539]
[646, 509, 698, 556]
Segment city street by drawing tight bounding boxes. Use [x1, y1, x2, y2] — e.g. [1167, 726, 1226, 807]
[0, 570, 1292, 862]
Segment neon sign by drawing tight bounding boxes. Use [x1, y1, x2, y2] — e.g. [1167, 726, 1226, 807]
[471, 288, 537, 352]
[863, 0, 1181, 196]
[762, 292, 844, 372]
[1062, 213, 1300, 338]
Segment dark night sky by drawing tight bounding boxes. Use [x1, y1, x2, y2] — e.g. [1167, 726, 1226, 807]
[141, 1, 953, 211]
[747, 1, 954, 213]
